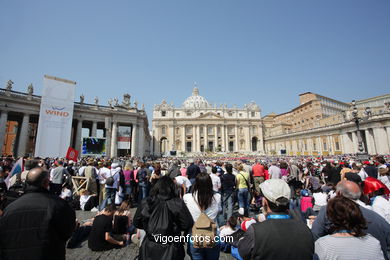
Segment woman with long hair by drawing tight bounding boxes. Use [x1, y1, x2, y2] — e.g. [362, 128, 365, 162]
[315, 196, 384, 259]
[133, 176, 193, 260]
[183, 172, 221, 259]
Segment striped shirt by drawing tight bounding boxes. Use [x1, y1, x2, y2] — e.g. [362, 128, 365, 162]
[315, 234, 385, 260]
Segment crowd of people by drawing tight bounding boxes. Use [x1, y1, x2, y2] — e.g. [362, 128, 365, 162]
[0, 154, 390, 259]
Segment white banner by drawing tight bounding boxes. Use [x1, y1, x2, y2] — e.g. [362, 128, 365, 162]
[117, 126, 132, 149]
[35, 75, 76, 158]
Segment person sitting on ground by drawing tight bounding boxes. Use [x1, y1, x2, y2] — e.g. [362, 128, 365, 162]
[79, 189, 98, 211]
[88, 204, 125, 251]
[315, 196, 385, 260]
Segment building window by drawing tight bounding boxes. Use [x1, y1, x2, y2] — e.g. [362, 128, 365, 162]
[323, 142, 327, 150]
[187, 112, 191, 116]
[176, 113, 179, 117]
[161, 126, 166, 135]
[239, 113, 242, 117]
[335, 141, 340, 150]
[161, 111, 166, 117]
[228, 112, 233, 117]
[251, 111, 255, 117]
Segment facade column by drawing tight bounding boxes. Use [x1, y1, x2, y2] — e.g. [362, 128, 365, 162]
[105, 118, 111, 157]
[234, 125, 239, 152]
[351, 131, 359, 153]
[386, 127, 390, 154]
[75, 119, 83, 152]
[192, 125, 195, 153]
[245, 125, 251, 152]
[317, 137, 323, 154]
[365, 129, 376, 155]
[373, 127, 390, 155]
[131, 123, 138, 157]
[221, 125, 226, 152]
[138, 123, 145, 157]
[182, 126, 186, 152]
[204, 125, 208, 151]
[170, 124, 175, 152]
[0, 111, 8, 153]
[327, 136, 333, 155]
[17, 113, 30, 157]
[214, 125, 218, 151]
[91, 121, 97, 137]
[196, 125, 200, 152]
[110, 122, 118, 157]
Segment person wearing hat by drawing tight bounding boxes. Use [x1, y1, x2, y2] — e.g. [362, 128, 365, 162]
[238, 179, 314, 260]
[378, 165, 390, 190]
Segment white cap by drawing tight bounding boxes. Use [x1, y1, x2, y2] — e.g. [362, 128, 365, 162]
[69, 160, 74, 164]
[238, 207, 245, 216]
[260, 179, 291, 205]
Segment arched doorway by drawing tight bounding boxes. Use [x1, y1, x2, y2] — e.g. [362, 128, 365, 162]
[160, 137, 168, 154]
[252, 137, 258, 151]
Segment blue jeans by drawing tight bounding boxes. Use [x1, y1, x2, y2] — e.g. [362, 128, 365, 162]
[188, 242, 220, 260]
[125, 184, 132, 198]
[222, 192, 234, 224]
[100, 187, 116, 210]
[138, 182, 149, 202]
[237, 188, 249, 212]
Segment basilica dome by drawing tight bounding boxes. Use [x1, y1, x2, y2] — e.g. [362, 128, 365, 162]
[182, 87, 210, 109]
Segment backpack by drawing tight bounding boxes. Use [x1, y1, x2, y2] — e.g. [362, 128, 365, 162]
[192, 200, 217, 248]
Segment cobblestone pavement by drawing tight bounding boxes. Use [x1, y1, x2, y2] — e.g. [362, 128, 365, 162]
[66, 210, 234, 260]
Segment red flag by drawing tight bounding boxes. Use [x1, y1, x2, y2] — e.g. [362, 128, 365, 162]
[66, 147, 79, 162]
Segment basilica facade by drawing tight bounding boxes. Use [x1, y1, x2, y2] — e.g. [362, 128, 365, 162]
[152, 87, 264, 155]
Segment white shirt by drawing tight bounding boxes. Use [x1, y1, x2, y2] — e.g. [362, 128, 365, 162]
[313, 192, 328, 210]
[269, 165, 281, 179]
[379, 175, 390, 190]
[183, 192, 221, 222]
[78, 166, 86, 176]
[105, 168, 121, 189]
[372, 196, 390, 224]
[175, 176, 192, 189]
[210, 173, 221, 192]
[358, 168, 368, 181]
[80, 195, 91, 210]
[60, 188, 72, 200]
[219, 226, 236, 238]
[98, 167, 110, 185]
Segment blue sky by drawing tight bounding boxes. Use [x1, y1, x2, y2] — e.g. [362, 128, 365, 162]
[0, 0, 389, 122]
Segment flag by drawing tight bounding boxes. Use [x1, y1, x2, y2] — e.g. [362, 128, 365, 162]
[66, 147, 79, 162]
[4, 158, 24, 188]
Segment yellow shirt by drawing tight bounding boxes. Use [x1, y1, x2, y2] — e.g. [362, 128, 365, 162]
[236, 171, 250, 189]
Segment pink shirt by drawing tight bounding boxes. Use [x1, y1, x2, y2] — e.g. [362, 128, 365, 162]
[300, 196, 313, 212]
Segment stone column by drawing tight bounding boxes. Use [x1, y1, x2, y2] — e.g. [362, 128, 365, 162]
[91, 121, 97, 137]
[245, 125, 250, 152]
[110, 122, 118, 157]
[234, 125, 239, 152]
[221, 125, 226, 152]
[373, 127, 390, 155]
[204, 125, 208, 151]
[192, 125, 195, 152]
[327, 136, 333, 154]
[17, 113, 30, 157]
[196, 125, 201, 152]
[75, 119, 83, 151]
[105, 118, 111, 157]
[131, 123, 138, 157]
[138, 123, 145, 157]
[386, 127, 390, 154]
[351, 131, 359, 153]
[182, 126, 186, 152]
[365, 129, 376, 155]
[0, 111, 8, 151]
[214, 125, 218, 151]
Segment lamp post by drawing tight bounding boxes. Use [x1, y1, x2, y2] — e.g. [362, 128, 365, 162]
[350, 100, 371, 158]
